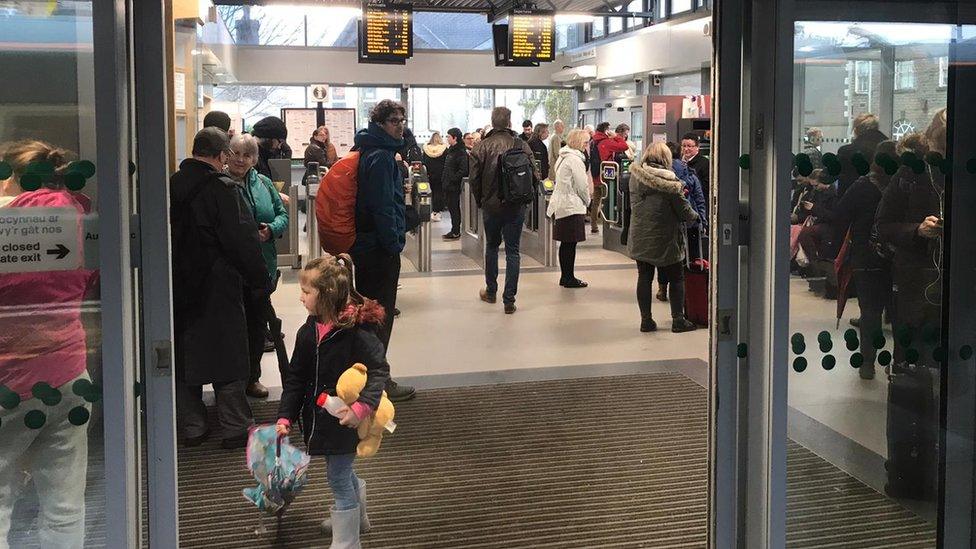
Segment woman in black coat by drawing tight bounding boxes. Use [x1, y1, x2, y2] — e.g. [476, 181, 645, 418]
[421, 132, 448, 218]
[527, 123, 551, 180]
[441, 127, 469, 240]
[831, 140, 896, 380]
[874, 109, 946, 502]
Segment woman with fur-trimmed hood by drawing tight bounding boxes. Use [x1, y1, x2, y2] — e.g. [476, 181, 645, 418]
[628, 142, 699, 333]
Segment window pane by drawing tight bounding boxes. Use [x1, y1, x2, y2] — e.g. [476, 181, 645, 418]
[939, 56, 949, 87]
[213, 85, 309, 129]
[608, 16, 624, 34]
[408, 88, 493, 136]
[495, 89, 574, 128]
[627, 0, 644, 28]
[671, 0, 694, 14]
[411, 12, 493, 50]
[895, 60, 916, 90]
[306, 11, 358, 47]
[217, 6, 305, 46]
[591, 18, 605, 39]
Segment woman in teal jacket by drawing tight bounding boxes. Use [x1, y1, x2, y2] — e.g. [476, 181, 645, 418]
[228, 133, 289, 398]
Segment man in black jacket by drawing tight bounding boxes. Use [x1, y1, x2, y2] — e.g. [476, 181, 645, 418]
[441, 127, 469, 240]
[470, 107, 539, 314]
[837, 113, 888, 198]
[681, 133, 710, 214]
[251, 116, 289, 180]
[170, 127, 269, 449]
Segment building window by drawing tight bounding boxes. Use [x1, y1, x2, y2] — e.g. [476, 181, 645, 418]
[626, 0, 644, 29]
[854, 60, 871, 95]
[894, 60, 916, 91]
[608, 15, 623, 34]
[939, 56, 949, 88]
[671, 0, 694, 14]
[591, 18, 605, 40]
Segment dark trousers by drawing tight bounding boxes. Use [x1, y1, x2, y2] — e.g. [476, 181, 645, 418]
[446, 189, 462, 234]
[798, 223, 831, 261]
[243, 292, 267, 385]
[176, 379, 252, 440]
[351, 249, 401, 353]
[431, 178, 445, 212]
[483, 208, 525, 304]
[637, 261, 685, 320]
[853, 268, 893, 369]
[558, 242, 578, 283]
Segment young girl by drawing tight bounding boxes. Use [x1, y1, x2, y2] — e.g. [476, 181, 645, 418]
[276, 254, 390, 548]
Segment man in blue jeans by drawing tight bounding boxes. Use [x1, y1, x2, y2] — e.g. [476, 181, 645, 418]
[469, 107, 539, 314]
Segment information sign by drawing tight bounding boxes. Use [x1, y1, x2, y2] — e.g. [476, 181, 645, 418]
[359, 2, 413, 64]
[508, 11, 555, 63]
[0, 208, 82, 273]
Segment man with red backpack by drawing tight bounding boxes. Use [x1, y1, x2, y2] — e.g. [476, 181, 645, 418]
[349, 99, 415, 401]
[588, 122, 630, 234]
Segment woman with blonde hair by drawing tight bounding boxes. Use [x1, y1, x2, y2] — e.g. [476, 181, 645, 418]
[547, 129, 592, 288]
[875, 107, 947, 500]
[422, 131, 448, 221]
[627, 141, 699, 333]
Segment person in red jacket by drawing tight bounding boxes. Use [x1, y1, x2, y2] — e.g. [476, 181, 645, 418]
[589, 123, 631, 233]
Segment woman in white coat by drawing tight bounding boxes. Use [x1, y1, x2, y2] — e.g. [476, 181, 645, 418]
[546, 129, 592, 288]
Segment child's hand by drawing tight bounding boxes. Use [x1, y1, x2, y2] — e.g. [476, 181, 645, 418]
[338, 407, 361, 428]
[275, 419, 290, 437]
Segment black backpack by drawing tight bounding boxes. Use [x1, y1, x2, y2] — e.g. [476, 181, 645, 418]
[589, 139, 602, 179]
[171, 180, 214, 317]
[497, 137, 536, 205]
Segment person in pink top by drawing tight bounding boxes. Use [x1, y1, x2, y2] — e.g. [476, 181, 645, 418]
[0, 140, 97, 547]
[276, 254, 390, 546]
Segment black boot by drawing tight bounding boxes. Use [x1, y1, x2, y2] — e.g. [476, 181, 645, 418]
[640, 318, 658, 332]
[672, 317, 698, 333]
[386, 379, 416, 402]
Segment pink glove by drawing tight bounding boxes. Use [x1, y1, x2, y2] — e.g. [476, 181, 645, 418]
[350, 402, 373, 421]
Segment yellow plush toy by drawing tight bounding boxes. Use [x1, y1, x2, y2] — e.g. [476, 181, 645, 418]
[335, 363, 396, 458]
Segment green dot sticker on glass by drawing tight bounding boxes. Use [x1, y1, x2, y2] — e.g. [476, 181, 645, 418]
[65, 172, 86, 191]
[873, 333, 886, 350]
[791, 333, 805, 345]
[737, 343, 748, 358]
[75, 160, 96, 178]
[822, 153, 841, 176]
[819, 339, 833, 353]
[792, 341, 806, 354]
[72, 378, 93, 397]
[795, 153, 813, 177]
[20, 173, 42, 192]
[0, 386, 20, 410]
[83, 383, 102, 403]
[961, 345, 973, 360]
[68, 406, 90, 426]
[850, 353, 864, 368]
[738, 154, 751, 170]
[822, 355, 836, 370]
[925, 152, 948, 175]
[878, 350, 893, 366]
[933, 347, 947, 363]
[24, 410, 46, 430]
[0, 161, 11, 180]
[901, 152, 925, 174]
[876, 152, 899, 176]
[793, 357, 808, 372]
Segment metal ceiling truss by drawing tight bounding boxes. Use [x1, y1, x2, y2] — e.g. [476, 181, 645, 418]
[210, 0, 638, 17]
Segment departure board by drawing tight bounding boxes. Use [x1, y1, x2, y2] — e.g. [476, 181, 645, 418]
[358, 2, 413, 64]
[508, 11, 555, 63]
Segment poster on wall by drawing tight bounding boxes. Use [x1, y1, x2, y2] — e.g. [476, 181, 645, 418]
[174, 70, 186, 111]
[281, 108, 318, 161]
[651, 103, 667, 125]
[323, 108, 357, 158]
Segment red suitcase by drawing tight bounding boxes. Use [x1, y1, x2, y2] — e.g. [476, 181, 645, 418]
[684, 228, 708, 326]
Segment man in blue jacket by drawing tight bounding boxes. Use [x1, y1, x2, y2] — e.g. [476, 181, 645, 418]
[351, 99, 415, 401]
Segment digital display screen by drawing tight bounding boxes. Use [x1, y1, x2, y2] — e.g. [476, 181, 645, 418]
[358, 2, 413, 65]
[508, 10, 555, 63]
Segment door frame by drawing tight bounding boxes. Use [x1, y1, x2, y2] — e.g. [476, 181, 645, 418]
[132, 0, 181, 547]
[92, 0, 140, 546]
[713, 1, 976, 547]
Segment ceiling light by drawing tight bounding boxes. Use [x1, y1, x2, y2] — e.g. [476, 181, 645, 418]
[346, 82, 355, 85]
[555, 13, 596, 24]
[459, 84, 467, 87]
[191, 49, 201, 55]
[798, 45, 815, 52]
[601, 78, 614, 82]
[650, 70, 663, 75]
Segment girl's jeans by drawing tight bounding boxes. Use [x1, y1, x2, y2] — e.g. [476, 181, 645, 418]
[326, 453, 361, 511]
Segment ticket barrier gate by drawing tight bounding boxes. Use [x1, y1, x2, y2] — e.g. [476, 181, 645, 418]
[402, 163, 433, 272]
[460, 177, 485, 268]
[601, 159, 630, 255]
[306, 182, 322, 263]
[539, 179, 557, 267]
[274, 161, 302, 269]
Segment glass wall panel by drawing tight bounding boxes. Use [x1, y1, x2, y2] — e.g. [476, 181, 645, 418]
[495, 89, 574, 128]
[785, 20, 958, 546]
[0, 2, 108, 547]
[216, 6, 305, 46]
[212, 85, 307, 130]
[408, 88, 493, 136]
[671, 0, 694, 15]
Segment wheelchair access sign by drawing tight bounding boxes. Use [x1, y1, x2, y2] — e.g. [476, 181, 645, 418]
[0, 207, 82, 273]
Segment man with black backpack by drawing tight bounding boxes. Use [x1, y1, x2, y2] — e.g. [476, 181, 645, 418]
[469, 107, 540, 314]
[170, 127, 269, 449]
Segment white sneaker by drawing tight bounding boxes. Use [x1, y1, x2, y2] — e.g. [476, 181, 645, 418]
[431, 212, 442, 222]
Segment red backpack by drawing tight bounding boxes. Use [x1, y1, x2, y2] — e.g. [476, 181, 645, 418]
[316, 151, 360, 255]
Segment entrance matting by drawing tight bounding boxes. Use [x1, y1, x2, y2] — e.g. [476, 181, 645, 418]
[173, 373, 933, 548]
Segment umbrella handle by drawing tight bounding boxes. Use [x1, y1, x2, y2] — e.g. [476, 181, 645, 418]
[276, 433, 284, 459]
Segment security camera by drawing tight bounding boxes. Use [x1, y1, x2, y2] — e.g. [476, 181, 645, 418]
[634, 77, 643, 84]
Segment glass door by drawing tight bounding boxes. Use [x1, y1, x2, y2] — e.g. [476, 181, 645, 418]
[713, 0, 976, 546]
[0, 0, 147, 547]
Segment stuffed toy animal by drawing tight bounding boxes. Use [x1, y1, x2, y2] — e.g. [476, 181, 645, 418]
[335, 363, 396, 457]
